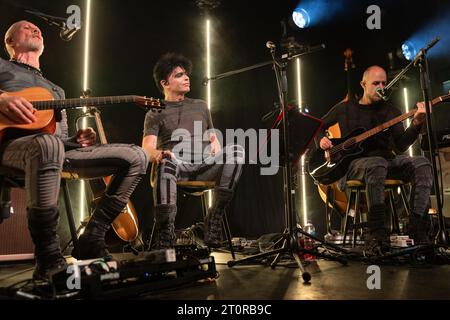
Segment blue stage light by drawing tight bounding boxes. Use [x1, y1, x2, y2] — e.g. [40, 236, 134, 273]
[401, 41, 417, 61]
[292, 7, 310, 28]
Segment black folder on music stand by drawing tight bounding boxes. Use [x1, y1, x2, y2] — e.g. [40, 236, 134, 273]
[262, 105, 323, 165]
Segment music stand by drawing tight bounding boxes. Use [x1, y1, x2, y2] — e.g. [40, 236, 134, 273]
[205, 40, 348, 282]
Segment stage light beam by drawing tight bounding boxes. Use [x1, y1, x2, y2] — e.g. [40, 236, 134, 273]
[401, 41, 417, 61]
[289, 0, 346, 29]
[292, 7, 310, 29]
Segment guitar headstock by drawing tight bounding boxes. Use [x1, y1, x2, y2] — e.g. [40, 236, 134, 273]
[344, 48, 355, 71]
[135, 96, 165, 112]
[443, 90, 450, 102]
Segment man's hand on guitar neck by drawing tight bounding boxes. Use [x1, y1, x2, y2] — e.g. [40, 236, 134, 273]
[412, 101, 429, 127]
[0, 92, 36, 124]
[320, 137, 333, 161]
[320, 137, 333, 150]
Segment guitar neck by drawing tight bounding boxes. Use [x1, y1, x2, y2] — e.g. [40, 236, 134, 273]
[31, 95, 138, 110]
[353, 94, 449, 144]
[354, 109, 415, 143]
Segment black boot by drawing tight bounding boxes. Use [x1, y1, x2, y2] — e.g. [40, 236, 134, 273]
[204, 188, 233, 248]
[27, 207, 67, 281]
[363, 204, 390, 256]
[153, 204, 177, 249]
[73, 195, 126, 260]
[407, 213, 431, 245]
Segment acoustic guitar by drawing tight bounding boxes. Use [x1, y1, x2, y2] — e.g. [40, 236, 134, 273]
[0, 86, 162, 143]
[0, 86, 163, 242]
[308, 93, 450, 185]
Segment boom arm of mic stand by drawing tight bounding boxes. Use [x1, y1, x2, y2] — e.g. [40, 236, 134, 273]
[385, 38, 441, 93]
[204, 43, 326, 84]
[204, 60, 274, 84]
[25, 9, 66, 28]
[285, 43, 326, 60]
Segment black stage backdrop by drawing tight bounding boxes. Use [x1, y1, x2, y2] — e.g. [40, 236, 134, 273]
[1, 0, 450, 242]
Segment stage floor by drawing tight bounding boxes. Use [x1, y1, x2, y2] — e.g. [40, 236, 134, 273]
[1, 249, 450, 300]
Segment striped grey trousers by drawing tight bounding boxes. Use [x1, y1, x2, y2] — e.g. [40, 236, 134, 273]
[339, 155, 433, 216]
[0, 134, 148, 208]
[154, 144, 244, 205]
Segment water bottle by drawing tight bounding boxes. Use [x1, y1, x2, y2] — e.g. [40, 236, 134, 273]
[303, 220, 316, 261]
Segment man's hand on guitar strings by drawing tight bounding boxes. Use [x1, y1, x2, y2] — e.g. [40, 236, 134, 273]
[0, 93, 36, 124]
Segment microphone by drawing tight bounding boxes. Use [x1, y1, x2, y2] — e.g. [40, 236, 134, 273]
[425, 37, 440, 52]
[25, 9, 80, 41]
[266, 41, 276, 50]
[376, 87, 388, 101]
[59, 23, 80, 41]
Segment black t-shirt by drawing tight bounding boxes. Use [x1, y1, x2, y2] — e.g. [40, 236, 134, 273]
[317, 100, 421, 158]
[143, 98, 214, 160]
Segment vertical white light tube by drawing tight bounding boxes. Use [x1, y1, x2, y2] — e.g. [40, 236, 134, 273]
[80, 0, 91, 223]
[403, 87, 413, 157]
[296, 58, 308, 226]
[206, 19, 213, 208]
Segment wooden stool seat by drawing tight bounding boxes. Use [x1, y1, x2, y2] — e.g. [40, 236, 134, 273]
[346, 179, 405, 188]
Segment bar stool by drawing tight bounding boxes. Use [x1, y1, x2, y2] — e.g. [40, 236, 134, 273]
[148, 163, 235, 259]
[342, 179, 411, 247]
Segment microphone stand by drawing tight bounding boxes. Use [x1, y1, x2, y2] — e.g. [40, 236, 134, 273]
[25, 9, 67, 28]
[202, 44, 325, 85]
[377, 38, 447, 244]
[415, 42, 448, 244]
[206, 43, 348, 282]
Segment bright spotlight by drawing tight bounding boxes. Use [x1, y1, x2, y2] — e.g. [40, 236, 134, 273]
[292, 7, 310, 29]
[401, 41, 417, 61]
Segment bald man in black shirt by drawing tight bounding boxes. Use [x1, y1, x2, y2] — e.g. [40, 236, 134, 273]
[318, 65, 432, 255]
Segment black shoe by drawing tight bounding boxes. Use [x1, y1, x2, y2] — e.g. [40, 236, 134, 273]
[204, 237, 223, 248]
[363, 238, 390, 257]
[33, 253, 68, 281]
[72, 235, 111, 260]
[407, 214, 431, 245]
[204, 213, 223, 248]
[363, 229, 390, 257]
[153, 225, 176, 249]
